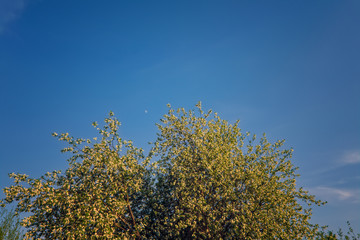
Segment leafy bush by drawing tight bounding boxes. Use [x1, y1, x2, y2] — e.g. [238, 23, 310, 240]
[1, 103, 328, 239]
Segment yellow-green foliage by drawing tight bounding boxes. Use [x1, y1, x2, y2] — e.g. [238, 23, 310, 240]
[2, 112, 147, 239]
[146, 102, 325, 239]
[1, 103, 326, 239]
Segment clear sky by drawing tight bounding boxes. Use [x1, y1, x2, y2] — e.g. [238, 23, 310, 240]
[1, 0, 359, 233]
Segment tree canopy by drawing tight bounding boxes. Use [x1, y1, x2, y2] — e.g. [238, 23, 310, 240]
[1, 103, 326, 239]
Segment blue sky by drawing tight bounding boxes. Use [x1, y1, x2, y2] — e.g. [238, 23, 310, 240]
[1, 0, 359, 233]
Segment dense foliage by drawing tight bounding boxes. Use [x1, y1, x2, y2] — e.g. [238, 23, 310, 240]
[2, 112, 147, 239]
[1, 103, 328, 239]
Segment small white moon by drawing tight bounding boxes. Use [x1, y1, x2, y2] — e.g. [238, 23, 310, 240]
[145, 110, 148, 114]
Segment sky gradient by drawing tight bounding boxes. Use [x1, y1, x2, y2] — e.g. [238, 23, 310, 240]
[1, 0, 359, 233]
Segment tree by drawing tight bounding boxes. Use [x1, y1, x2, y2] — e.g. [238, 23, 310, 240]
[145, 102, 325, 239]
[0, 208, 24, 240]
[1, 103, 326, 239]
[1, 112, 148, 239]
